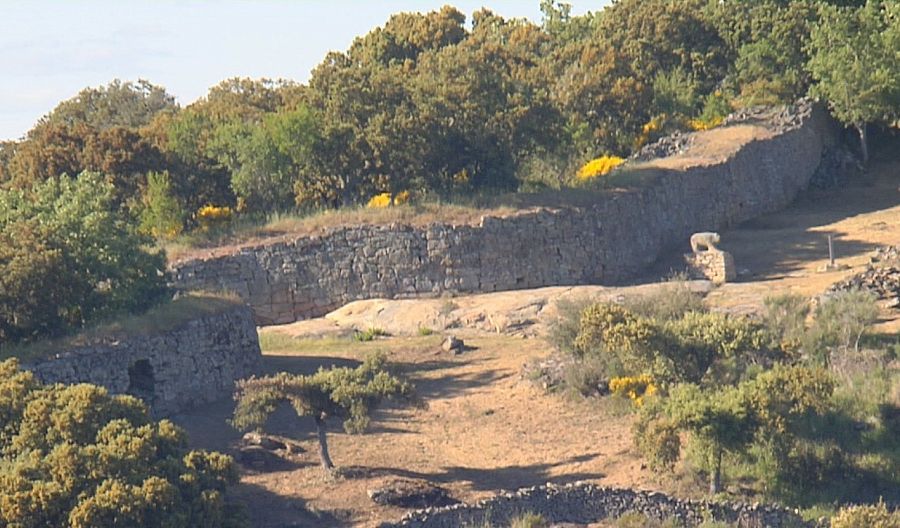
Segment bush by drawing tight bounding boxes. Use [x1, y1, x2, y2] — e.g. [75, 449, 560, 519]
[633, 414, 681, 472]
[196, 204, 234, 232]
[0, 358, 243, 528]
[830, 502, 900, 528]
[805, 290, 879, 365]
[610, 374, 658, 406]
[625, 274, 705, 321]
[509, 512, 548, 528]
[575, 155, 625, 182]
[354, 327, 388, 342]
[139, 170, 185, 240]
[762, 293, 810, 357]
[562, 356, 609, 398]
[546, 296, 594, 356]
[0, 172, 168, 343]
[572, 302, 767, 386]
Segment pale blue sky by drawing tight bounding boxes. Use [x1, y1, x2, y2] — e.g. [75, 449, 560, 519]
[1, 1, 606, 141]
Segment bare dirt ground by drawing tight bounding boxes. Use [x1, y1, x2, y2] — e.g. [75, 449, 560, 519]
[173, 157, 899, 527]
[174, 334, 648, 527]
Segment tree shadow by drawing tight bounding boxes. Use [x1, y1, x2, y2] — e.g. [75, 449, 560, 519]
[346, 452, 606, 492]
[231, 480, 351, 528]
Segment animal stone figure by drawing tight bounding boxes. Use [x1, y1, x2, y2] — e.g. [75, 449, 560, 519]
[690, 232, 721, 253]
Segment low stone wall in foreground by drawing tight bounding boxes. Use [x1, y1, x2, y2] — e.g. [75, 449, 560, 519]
[380, 482, 811, 528]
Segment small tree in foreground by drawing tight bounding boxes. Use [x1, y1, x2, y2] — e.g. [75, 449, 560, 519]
[231, 353, 415, 470]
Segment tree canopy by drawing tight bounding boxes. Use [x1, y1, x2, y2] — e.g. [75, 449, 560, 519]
[232, 353, 415, 470]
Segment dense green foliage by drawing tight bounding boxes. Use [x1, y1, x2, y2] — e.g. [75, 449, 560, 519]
[551, 285, 898, 508]
[0, 359, 243, 528]
[232, 353, 414, 469]
[0, 172, 168, 344]
[2, 1, 895, 235]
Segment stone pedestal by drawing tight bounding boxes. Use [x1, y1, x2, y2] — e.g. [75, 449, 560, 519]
[684, 250, 737, 284]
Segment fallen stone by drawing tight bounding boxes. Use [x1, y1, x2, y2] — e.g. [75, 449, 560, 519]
[368, 479, 459, 509]
[442, 335, 464, 353]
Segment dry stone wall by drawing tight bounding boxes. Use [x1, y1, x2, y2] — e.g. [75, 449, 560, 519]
[23, 305, 261, 416]
[171, 102, 837, 325]
[379, 482, 812, 528]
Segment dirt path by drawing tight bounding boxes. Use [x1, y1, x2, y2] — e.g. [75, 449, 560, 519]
[172, 158, 899, 527]
[173, 334, 650, 527]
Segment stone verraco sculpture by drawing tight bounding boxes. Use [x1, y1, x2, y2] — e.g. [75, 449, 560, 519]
[690, 232, 721, 253]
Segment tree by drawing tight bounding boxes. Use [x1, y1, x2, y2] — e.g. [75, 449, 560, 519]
[36, 79, 176, 132]
[636, 364, 835, 496]
[0, 358, 244, 528]
[0, 172, 168, 343]
[658, 383, 754, 494]
[807, 1, 900, 163]
[231, 353, 415, 470]
[139, 171, 186, 240]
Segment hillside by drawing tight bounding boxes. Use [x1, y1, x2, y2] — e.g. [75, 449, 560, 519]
[171, 157, 899, 527]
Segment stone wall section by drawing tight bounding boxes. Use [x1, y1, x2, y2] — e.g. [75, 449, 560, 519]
[23, 305, 261, 416]
[379, 482, 812, 528]
[171, 103, 836, 325]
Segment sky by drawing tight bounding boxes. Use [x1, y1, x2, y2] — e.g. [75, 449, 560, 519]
[0, 1, 607, 141]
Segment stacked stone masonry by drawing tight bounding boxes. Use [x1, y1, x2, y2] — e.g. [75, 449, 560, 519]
[685, 250, 738, 284]
[171, 102, 837, 325]
[23, 305, 261, 416]
[379, 482, 814, 528]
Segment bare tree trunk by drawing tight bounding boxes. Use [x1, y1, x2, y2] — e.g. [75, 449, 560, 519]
[856, 122, 869, 165]
[709, 447, 722, 495]
[314, 415, 335, 470]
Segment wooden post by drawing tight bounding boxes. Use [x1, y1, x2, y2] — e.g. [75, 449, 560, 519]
[828, 235, 835, 266]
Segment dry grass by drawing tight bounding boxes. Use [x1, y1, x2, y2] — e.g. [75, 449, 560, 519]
[164, 202, 520, 262]
[0, 291, 242, 363]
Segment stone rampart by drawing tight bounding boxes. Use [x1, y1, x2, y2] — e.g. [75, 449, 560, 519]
[23, 304, 261, 416]
[171, 102, 837, 325]
[379, 482, 812, 528]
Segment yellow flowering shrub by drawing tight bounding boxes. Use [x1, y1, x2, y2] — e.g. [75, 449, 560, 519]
[635, 115, 668, 149]
[576, 155, 625, 182]
[609, 374, 658, 407]
[196, 205, 233, 231]
[688, 116, 724, 131]
[394, 190, 411, 205]
[367, 193, 393, 208]
[367, 191, 411, 208]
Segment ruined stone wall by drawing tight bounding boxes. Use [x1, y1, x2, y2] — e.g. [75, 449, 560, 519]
[171, 103, 837, 325]
[23, 305, 261, 416]
[379, 482, 812, 528]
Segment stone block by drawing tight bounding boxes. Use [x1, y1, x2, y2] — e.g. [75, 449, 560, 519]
[684, 250, 737, 284]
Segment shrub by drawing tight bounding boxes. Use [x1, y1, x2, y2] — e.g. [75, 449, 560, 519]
[805, 290, 879, 365]
[633, 414, 681, 472]
[0, 358, 243, 528]
[196, 204, 234, 232]
[573, 302, 767, 386]
[830, 502, 900, 528]
[610, 374, 658, 406]
[367, 192, 393, 208]
[0, 172, 168, 343]
[575, 155, 625, 182]
[625, 274, 705, 321]
[562, 356, 609, 398]
[354, 327, 388, 342]
[546, 296, 594, 356]
[762, 293, 810, 357]
[509, 512, 548, 528]
[139, 170, 185, 240]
